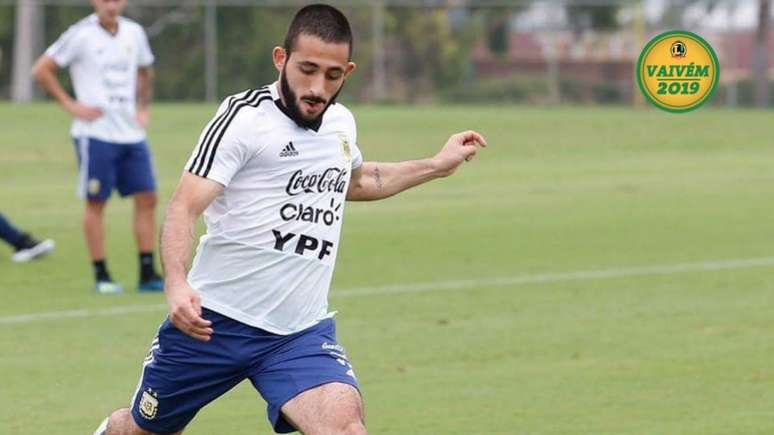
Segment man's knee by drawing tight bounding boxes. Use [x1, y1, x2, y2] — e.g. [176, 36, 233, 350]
[340, 420, 367, 435]
[106, 408, 159, 435]
[303, 418, 365, 435]
[281, 382, 366, 435]
[326, 401, 366, 435]
[134, 192, 158, 211]
[85, 200, 107, 216]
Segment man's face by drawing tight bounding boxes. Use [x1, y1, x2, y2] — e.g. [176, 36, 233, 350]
[91, 0, 126, 23]
[274, 34, 356, 127]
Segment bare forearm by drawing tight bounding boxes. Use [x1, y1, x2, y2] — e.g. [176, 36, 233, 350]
[348, 159, 442, 201]
[137, 68, 154, 110]
[160, 202, 196, 288]
[33, 65, 74, 109]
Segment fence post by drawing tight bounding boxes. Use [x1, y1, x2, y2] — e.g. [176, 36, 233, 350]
[371, 0, 386, 101]
[753, 0, 770, 107]
[11, 0, 43, 102]
[545, 31, 560, 104]
[204, 0, 218, 102]
[632, 0, 645, 107]
[725, 2, 738, 108]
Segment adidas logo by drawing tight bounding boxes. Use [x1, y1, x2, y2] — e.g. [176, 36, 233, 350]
[279, 141, 299, 158]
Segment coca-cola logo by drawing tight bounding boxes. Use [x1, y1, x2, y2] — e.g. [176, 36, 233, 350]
[285, 168, 348, 196]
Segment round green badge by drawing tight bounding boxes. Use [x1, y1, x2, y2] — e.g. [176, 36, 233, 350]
[636, 30, 720, 113]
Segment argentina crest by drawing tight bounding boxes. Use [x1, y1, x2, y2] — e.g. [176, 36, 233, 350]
[139, 389, 159, 420]
[337, 132, 352, 162]
[636, 30, 719, 113]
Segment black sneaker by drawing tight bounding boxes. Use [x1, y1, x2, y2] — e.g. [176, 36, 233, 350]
[11, 234, 55, 263]
[139, 272, 164, 292]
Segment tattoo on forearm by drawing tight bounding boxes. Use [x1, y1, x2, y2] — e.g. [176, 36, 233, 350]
[374, 165, 383, 191]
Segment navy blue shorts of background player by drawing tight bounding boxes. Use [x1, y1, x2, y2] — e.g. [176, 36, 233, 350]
[130, 309, 360, 434]
[72, 137, 157, 201]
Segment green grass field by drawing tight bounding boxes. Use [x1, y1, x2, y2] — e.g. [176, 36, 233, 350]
[1, 102, 774, 435]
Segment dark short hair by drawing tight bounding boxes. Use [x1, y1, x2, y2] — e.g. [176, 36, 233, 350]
[283, 4, 353, 59]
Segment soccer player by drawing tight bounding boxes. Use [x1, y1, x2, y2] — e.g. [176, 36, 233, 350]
[32, 0, 163, 294]
[93, 4, 487, 434]
[0, 213, 55, 262]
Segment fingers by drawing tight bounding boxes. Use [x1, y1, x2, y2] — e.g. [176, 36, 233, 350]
[170, 316, 212, 342]
[171, 299, 213, 342]
[185, 303, 213, 339]
[454, 130, 488, 148]
[463, 145, 477, 162]
[80, 106, 103, 121]
[187, 307, 212, 328]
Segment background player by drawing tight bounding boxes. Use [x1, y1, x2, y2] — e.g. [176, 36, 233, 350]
[0, 213, 55, 262]
[32, 0, 163, 294]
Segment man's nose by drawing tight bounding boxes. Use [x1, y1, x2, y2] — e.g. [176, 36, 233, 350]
[308, 74, 326, 99]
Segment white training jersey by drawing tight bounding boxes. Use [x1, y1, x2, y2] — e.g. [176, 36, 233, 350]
[185, 82, 363, 335]
[45, 14, 154, 143]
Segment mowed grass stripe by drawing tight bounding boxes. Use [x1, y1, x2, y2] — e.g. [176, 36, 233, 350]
[3, 255, 773, 325]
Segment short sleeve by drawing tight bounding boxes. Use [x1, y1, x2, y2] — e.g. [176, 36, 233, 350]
[350, 142, 363, 170]
[186, 95, 250, 187]
[343, 107, 363, 169]
[136, 26, 155, 67]
[45, 25, 81, 67]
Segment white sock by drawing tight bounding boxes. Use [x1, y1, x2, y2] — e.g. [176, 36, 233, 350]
[93, 417, 109, 435]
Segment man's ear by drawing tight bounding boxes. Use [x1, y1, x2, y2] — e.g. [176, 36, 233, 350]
[272, 46, 287, 72]
[344, 61, 357, 78]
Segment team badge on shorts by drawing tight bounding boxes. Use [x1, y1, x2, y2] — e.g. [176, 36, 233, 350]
[337, 133, 351, 163]
[88, 178, 101, 195]
[636, 30, 719, 113]
[138, 388, 159, 420]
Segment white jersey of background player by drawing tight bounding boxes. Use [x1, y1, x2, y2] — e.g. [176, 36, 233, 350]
[43, 12, 153, 142]
[96, 5, 488, 435]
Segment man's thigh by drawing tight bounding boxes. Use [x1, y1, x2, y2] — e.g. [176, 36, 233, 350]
[116, 140, 156, 197]
[73, 137, 119, 201]
[129, 310, 248, 434]
[280, 382, 365, 435]
[249, 318, 361, 433]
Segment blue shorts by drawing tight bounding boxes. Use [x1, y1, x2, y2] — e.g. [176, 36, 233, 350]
[130, 309, 359, 434]
[73, 137, 156, 201]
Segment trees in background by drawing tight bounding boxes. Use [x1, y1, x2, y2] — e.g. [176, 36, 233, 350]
[0, 1, 769, 105]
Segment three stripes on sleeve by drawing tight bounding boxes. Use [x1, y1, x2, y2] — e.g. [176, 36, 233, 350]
[188, 87, 272, 178]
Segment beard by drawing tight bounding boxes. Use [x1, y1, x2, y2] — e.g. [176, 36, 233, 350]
[280, 65, 343, 129]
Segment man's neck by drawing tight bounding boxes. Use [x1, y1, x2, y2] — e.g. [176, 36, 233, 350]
[274, 81, 324, 132]
[98, 16, 119, 34]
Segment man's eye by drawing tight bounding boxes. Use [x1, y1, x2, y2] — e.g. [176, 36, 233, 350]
[327, 72, 343, 80]
[300, 68, 315, 75]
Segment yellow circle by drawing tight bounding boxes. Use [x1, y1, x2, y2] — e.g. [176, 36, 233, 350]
[637, 31, 719, 112]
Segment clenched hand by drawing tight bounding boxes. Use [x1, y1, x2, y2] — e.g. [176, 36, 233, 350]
[431, 130, 488, 177]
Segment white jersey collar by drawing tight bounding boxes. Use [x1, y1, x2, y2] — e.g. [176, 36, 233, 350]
[88, 13, 123, 36]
